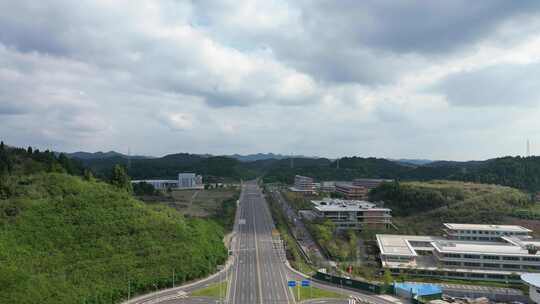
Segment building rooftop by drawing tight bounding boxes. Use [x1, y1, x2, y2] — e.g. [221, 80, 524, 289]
[432, 240, 538, 256]
[521, 273, 540, 287]
[376, 234, 440, 256]
[312, 199, 390, 212]
[443, 223, 532, 233]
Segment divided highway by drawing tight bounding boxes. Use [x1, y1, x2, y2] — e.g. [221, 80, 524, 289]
[229, 181, 293, 303]
[125, 181, 393, 304]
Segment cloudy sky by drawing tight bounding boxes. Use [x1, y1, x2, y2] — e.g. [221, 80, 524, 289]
[2, 1, 540, 160]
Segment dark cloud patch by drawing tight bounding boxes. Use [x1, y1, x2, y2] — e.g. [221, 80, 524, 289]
[299, 0, 540, 54]
[433, 63, 540, 107]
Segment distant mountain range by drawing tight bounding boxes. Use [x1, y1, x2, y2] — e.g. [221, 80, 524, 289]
[64, 149, 540, 192]
[226, 153, 315, 162]
[66, 151, 153, 160]
[389, 158, 434, 166]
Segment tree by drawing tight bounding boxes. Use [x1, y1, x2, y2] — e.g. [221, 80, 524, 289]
[83, 169, 94, 181]
[27, 146, 33, 155]
[110, 165, 133, 193]
[383, 268, 393, 292]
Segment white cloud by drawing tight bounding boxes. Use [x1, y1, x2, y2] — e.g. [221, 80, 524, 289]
[1, 1, 540, 160]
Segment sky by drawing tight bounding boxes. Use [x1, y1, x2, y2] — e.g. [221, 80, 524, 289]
[2, 1, 540, 160]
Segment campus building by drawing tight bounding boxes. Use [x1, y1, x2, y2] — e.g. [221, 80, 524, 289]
[311, 198, 392, 230]
[352, 178, 392, 190]
[443, 223, 531, 241]
[335, 183, 369, 200]
[377, 223, 540, 282]
[521, 273, 540, 303]
[132, 172, 203, 190]
[290, 175, 316, 194]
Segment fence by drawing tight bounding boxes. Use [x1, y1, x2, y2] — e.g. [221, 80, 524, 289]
[313, 271, 388, 294]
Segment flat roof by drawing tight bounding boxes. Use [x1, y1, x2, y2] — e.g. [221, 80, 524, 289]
[521, 273, 540, 287]
[376, 234, 440, 256]
[432, 240, 534, 256]
[377, 234, 540, 257]
[312, 199, 390, 212]
[443, 223, 531, 233]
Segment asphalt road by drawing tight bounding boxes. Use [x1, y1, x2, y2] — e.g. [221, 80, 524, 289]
[229, 180, 293, 303]
[125, 181, 394, 304]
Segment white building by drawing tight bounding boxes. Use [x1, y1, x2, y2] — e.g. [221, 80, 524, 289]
[311, 198, 392, 230]
[178, 173, 203, 189]
[443, 223, 531, 241]
[521, 273, 540, 303]
[290, 175, 316, 194]
[132, 172, 203, 190]
[377, 223, 540, 282]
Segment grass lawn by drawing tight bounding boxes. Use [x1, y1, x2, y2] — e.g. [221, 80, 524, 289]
[289, 286, 346, 301]
[190, 281, 228, 299]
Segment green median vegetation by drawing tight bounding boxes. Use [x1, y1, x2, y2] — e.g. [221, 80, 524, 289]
[289, 285, 346, 301]
[190, 280, 228, 298]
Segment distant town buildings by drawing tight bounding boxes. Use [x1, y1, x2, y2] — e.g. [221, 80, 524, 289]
[310, 198, 392, 230]
[377, 223, 540, 282]
[290, 175, 316, 194]
[132, 172, 203, 190]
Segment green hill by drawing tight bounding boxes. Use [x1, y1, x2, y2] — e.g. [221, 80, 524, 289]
[75, 153, 258, 182]
[0, 143, 229, 304]
[370, 180, 532, 235]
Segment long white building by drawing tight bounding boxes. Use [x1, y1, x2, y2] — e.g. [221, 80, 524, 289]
[132, 172, 203, 190]
[377, 223, 540, 282]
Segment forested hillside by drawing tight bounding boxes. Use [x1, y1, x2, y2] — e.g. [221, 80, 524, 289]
[0, 143, 229, 303]
[74, 153, 259, 181]
[370, 180, 532, 235]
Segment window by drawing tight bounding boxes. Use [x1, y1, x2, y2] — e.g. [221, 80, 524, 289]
[464, 262, 480, 267]
[444, 261, 461, 266]
[483, 255, 500, 260]
[468, 273, 485, 278]
[444, 253, 461, 258]
[523, 257, 540, 262]
[487, 274, 505, 279]
[464, 254, 480, 259]
[503, 264, 520, 269]
[502, 256, 519, 261]
[483, 263, 500, 268]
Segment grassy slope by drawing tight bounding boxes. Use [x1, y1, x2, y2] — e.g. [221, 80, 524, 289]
[374, 180, 531, 235]
[0, 173, 228, 304]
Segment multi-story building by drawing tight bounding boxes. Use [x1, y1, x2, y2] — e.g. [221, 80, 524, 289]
[132, 172, 203, 190]
[352, 178, 392, 190]
[335, 183, 369, 200]
[318, 181, 336, 192]
[290, 175, 316, 194]
[443, 223, 531, 241]
[178, 173, 204, 189]
[377, 223, 540, 282]
[521, 273, 540, 303]
[311, 198, 392, 230]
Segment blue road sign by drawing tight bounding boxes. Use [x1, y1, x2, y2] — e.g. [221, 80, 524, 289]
[288, 281, 296, 287]
[301, 280, 310, 287]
